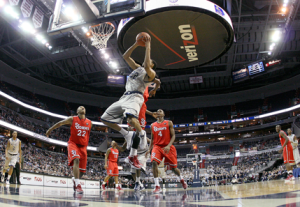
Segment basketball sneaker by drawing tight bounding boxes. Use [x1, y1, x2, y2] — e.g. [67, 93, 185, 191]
[285, 174, 295, 181]
[6, 179, 10, 185]
[116, 185, 123, 191]
[0, 175, 4, 183]
[124, 131, 136, 150]
[153, 186, 162, 194]
[127, 155, 142, 169]
[75, 184, 83, 194]
[140, 184, 145, 191]
[72, 177, 76, 191]
[180, 179, 187, 189]
[101, 184, 106, 191]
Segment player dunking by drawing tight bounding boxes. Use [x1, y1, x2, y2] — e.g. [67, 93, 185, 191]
[46, 106, 92, 193]
[146, 109, 187, 193]
[1, 131, 21, 185]
[276, 125, 295, 181]
[102, 141, 126, 191]
[287, 128, 300, 166]
[101, 37, 156, 169]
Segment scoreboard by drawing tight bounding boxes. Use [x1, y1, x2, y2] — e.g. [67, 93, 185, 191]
[247, 61, 265, 76]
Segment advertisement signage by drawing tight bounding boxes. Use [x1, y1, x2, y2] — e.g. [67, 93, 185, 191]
[20, 173, 43, 186]
[232, 68, 248, 81]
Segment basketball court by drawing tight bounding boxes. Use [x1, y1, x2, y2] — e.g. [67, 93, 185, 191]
[1, 180, 300, 207]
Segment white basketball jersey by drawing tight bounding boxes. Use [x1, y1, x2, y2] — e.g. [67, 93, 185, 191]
[126, 67, 153, 93]
[8, 138, 20, 154]
[288, 134, 297, 144]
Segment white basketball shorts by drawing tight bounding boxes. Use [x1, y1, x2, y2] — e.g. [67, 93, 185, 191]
[4, 154, 18, 170]
[101, 93, 144, 124]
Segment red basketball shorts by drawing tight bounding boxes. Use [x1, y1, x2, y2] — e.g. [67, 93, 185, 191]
[151, 145, 177, 169]
[283, 144, 295, 164]
[67, 141, 87, 173]
[107, 161, 119, 176]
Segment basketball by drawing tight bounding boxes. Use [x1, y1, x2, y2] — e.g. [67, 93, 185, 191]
[136, 32, 150, 47]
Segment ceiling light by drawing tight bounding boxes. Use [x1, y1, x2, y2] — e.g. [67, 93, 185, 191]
[45, 43, 49, 47]
[268, 52, 272, 55]
[48, 46, 52, 50]
[41, 39, 47, 44]
[0, 0, 5, 7]
[110, 62, 118, 68]
[36, 34, 43, 41]
[281, 7, 287, 13]
[104, 54, 109, 59]
[284, 0, 289, 3]
[271, 30, 281, 42]
[81, 27, 88, 33]
[101, 49, 105, 54]
[269, 43, 275, 50]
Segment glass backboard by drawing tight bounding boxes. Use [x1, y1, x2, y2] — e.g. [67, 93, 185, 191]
[47, 0, 145, 35]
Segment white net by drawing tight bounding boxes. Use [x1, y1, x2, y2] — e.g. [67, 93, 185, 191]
[90, 22, 115, 50]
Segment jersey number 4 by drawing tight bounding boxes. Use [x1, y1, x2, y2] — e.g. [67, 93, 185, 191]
[158, 131, 163, 137]
[77, 130, 86, 137]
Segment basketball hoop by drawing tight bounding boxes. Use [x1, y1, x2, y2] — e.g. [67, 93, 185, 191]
[90, 22, 115, 50]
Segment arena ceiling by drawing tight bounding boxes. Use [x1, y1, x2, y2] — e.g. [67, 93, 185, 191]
[0, 0, 300, 99]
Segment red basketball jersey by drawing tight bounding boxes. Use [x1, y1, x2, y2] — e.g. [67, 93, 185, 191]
[151, 120, 171, 147]
[143, 86, 149, 103]
[108, 148, 119, 162]
[69, 116, 92, 146]
[279, 130, 291, 146]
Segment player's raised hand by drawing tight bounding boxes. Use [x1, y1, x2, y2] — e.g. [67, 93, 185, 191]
[152, 112, 158, 119]
[149, 89, 157, 97]
[145, 38, 151, 48]
[163, 145, 170, 154]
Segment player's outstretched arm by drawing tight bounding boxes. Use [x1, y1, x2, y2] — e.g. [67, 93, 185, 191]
[145, 125, 154, 157]
[279, 131, 289, 153]
[163, 121, 176, 154]
[117, 142, 127, 152]
[104, 148, 111, 170]
[123, 42, 141, 70]
[146, 110, 158, 119]
[144, 40, 156, 81]
[19, 141, 22, 162]
[46, 117, 73, 137]
[149, 78, 161, 97]
[5, 140, 10, 158]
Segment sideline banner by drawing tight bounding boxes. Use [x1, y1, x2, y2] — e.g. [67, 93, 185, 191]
[20, 172, 43, 186]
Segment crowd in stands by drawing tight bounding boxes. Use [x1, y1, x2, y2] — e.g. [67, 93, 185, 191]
[0, 134, 294, 188]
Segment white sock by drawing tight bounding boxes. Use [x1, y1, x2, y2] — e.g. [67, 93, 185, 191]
[136, 177, 140, 183]
[75, 179, 80, 186]
[130, 148, 137, 156]
[102, 181, 106, 185]
[140, 182, 143, 187]
[180, 175, 183, 180]
[115, 184, 118, 187]
[7, 175, 11, 180]
[119, 128, 129, 136]
[154, 178, 159, 186]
